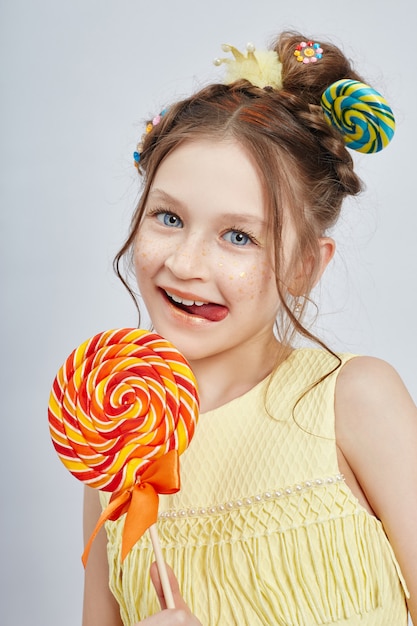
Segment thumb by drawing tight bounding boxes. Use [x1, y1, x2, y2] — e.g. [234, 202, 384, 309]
[149, 562, 188, 611]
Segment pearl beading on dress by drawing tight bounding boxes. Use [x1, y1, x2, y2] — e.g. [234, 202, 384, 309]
[159, 473, 345, 519]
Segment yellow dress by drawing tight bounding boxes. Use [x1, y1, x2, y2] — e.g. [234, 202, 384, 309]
[101, 348, 409, 625]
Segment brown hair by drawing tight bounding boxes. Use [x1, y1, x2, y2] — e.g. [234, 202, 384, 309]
[115, 31, 365, 350]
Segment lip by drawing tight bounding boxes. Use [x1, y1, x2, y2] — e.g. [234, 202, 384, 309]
[158, 288, 229, 324]
[161, 287, 214, 305]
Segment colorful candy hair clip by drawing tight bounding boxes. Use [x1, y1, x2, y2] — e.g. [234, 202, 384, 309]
[133, 109, 168, 168]
[294, 41, 323, 64]
[321, 79, 395, 153]
[214, 42, 283, 89]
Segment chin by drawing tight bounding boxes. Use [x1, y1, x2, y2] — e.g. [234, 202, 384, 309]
[152, 329, 209, 364]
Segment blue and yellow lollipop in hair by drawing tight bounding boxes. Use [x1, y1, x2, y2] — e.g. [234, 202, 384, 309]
[321, 79, 395, 153]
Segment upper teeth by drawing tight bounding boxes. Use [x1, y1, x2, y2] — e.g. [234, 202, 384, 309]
[166, 291, 206, 306]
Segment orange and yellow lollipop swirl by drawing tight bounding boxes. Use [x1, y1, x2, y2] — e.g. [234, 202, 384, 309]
[48, 328, 198, 493]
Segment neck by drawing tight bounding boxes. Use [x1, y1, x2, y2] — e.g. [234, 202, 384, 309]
[190, 336, 290, 413]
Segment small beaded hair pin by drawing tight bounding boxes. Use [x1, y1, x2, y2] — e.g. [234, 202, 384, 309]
[294, 41, 323, 64]
[133, 109, 167, 169]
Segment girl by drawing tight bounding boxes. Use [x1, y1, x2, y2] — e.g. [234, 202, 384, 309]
[82, 31, 417, 625]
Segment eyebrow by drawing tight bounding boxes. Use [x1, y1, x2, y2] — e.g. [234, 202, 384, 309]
[148, 188, 181, 204]
[148, 188, 267, 226]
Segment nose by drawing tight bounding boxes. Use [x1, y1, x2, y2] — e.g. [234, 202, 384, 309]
[164, 236, 210, 281]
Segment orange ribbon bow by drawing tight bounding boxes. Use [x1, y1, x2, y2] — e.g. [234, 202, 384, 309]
[82, 449, 180, 566]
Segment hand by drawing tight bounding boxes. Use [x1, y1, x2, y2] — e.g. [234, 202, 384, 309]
[136, 563, 203, 625]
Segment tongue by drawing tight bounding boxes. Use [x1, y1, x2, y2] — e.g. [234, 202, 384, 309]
[182, 303, 228, 322]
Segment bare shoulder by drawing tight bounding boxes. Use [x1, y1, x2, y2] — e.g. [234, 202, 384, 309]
[335, 354, 417, 472]
[336, 354, 414, 409]
[334, 355, 417, 610]
[335, 355, 416, 439]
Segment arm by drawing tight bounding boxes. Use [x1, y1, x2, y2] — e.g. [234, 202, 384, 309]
[82, 488, 201, 626]
[82, 486, 123, 626]
[335, 356, 417, 623]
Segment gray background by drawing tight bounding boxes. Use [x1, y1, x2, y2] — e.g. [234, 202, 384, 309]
[1, 1, 415, 624]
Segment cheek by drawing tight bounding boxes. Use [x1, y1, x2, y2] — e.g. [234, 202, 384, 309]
[133, 232, 163, 275]
[221, 258, 277, 302]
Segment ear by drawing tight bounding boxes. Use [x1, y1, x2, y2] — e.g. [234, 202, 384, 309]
[287, 237, 335, 296]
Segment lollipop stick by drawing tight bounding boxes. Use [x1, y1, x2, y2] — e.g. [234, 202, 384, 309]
[148, 524, 175, 609]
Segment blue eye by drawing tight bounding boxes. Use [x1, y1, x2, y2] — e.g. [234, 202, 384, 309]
[156, 212, 183, 228]
[223, 230, 251, 246]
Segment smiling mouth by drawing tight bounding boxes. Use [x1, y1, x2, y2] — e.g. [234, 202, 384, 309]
[164, 290, 228, 322]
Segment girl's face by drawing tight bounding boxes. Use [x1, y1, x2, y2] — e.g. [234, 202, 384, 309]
[134, 138, 293, 364]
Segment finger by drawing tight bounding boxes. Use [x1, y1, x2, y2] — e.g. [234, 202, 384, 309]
[150, 562, 187, 611]
[137, 609, 192, 625]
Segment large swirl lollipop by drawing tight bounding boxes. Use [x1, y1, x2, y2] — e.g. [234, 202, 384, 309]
[321, 79, 395, 153]
[48, 328, 199, 607]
